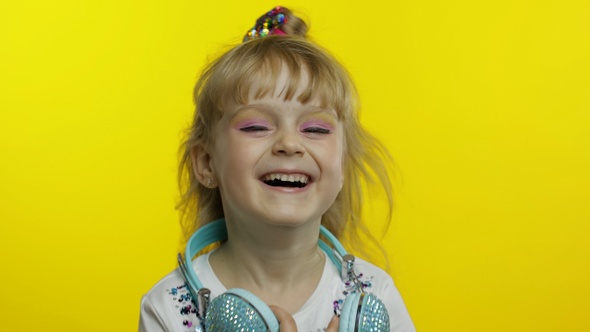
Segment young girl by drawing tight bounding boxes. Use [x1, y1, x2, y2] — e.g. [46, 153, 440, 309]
[139, 6, 415, 332]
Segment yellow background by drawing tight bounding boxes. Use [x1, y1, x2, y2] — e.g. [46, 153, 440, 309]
[1, 0, 588, 331]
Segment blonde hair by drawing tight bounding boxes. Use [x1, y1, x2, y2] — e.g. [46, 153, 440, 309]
[178, 11, 394, 256]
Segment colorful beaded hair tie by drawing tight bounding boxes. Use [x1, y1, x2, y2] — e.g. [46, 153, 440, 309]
[243, 6, 288, 42]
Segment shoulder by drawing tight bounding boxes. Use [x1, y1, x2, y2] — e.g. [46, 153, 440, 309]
[139, 265, 202, 332]
[141, 268, 188, 308]
[352, 257, 394, 294]
[353, 258, 417, 332]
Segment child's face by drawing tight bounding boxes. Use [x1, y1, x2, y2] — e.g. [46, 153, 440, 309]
[208, 66, 344, 228]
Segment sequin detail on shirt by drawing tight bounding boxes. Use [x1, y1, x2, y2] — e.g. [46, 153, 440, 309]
[333, 272, 375, 316]
[166, 284, 202, 332]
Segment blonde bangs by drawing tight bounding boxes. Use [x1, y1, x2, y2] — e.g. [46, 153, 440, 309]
[209, 36, 354, 120]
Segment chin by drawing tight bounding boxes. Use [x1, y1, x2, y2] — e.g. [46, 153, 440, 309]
[261, 211, 323, 229]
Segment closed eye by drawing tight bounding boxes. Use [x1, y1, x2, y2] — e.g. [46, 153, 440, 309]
[240, 125, 269, 132]
[302, 127, 331, 134]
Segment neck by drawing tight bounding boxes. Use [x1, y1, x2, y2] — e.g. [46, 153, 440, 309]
[208, 218, 326, 313]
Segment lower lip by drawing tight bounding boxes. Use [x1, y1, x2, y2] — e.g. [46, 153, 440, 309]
[260, 181, 312, 193]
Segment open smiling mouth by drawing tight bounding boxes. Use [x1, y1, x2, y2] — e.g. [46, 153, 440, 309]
[261, 173, 310, 188]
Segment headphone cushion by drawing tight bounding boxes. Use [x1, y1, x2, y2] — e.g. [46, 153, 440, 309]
[204, 288, 279, 332]
[339, 292, 361, 331]
[339, 293, 391, 332]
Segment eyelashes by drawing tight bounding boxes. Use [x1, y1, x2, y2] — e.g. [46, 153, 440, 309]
[236, 121, 333, 135]
[301, 121, 333, 135]
[301, 126, 331, 134]
[239, 125, 332, 135]
[239, 125, 269, 132]
[237, 119, 271, 133]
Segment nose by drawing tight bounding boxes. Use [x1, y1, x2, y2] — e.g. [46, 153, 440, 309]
[272, 129, 305, 156]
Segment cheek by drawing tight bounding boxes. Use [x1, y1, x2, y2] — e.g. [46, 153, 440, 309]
[213, 134, 262, 177]
[334, 132, 345, 164]
[334, 138, 346, 185]
[319, 137, 345, 174]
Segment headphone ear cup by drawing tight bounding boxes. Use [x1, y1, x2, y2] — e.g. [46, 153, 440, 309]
[339, 292, 361, 331]
[204, 288, 280, 332]
[338, 293, 391, 332]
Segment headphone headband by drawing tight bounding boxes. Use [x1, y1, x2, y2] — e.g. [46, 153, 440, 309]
[183, 219, 349, 290]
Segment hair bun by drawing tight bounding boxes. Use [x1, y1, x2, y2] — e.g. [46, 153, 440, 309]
[243, 6, 308, 41]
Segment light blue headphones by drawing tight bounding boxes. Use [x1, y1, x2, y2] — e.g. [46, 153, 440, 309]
[177, 219, 390, 332]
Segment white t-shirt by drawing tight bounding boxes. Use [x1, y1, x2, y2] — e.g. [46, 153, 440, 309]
[139, 251, 415, 332]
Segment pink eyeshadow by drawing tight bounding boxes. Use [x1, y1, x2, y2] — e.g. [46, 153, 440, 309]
[301, 120, 334, 131]
[234, 120, 270, 129]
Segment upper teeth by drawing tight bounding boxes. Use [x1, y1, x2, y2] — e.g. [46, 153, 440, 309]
[263, 173, 309, 184]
